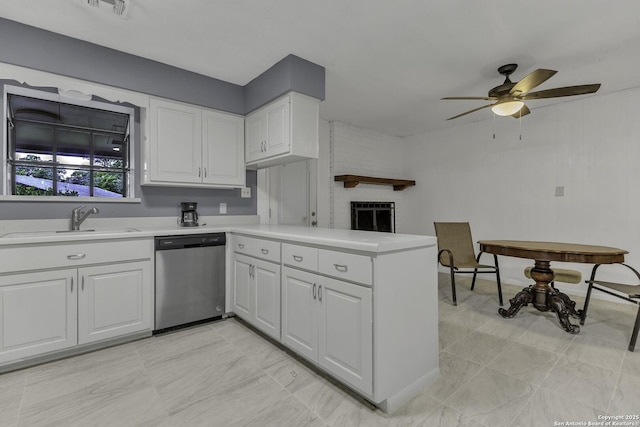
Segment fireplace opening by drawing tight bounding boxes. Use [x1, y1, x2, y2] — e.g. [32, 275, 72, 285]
[351, 202, 395, 233]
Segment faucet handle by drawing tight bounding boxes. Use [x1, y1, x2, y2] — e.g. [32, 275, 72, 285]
[73, 205, 86, 213]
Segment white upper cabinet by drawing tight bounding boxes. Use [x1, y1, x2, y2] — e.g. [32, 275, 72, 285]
[202, 109, 245, 186]
[145, 98, 245, 188]
[245, 92, 320, 169]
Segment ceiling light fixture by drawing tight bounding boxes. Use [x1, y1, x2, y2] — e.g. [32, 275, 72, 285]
[82, 0, 130, 17]
[491, 100, 524, 116]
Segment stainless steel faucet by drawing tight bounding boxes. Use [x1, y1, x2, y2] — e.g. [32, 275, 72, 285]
[71, 205, 99, 231]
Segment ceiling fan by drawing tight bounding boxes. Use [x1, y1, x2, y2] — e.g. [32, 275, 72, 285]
[442, 64, 601, 120]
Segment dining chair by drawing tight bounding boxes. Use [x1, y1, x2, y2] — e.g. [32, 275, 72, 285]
[434, 222, 503, 306]
[580, 263, 640, 352]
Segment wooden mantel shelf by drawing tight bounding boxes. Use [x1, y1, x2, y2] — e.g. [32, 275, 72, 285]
[334, 175, 416, 191]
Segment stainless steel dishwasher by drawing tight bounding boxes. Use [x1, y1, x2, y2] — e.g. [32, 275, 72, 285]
[154, 233, 226, 332]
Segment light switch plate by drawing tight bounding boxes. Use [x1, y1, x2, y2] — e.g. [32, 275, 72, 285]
[555, 186, 564, 197]
[240, 187, 251, 198]
[220, 202, 227, 214]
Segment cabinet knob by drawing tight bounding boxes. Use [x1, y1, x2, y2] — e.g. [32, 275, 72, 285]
[261, 248, 269, 255]
[238, 243, 245, 249]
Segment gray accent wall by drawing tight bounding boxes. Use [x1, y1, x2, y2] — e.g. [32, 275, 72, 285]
[0, 17, 325, 221]
[0, 18, 244, 114]
[244, 54, 326, 114]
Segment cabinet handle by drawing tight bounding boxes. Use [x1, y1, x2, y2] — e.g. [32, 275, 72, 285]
[261, 248, 269, 255]
[82, 276, 85, 291]
[71, 277, 74, 292]
[333, 264, 348, 272]
[312, 283, 316, 300]
[198, 167, 201, 177]
[67, 254, 86, 260]
[238, 243, 245, 249]
[293, 255, 303, 262]
[318, 285, 322, 302]
[204, 168, 207, 178]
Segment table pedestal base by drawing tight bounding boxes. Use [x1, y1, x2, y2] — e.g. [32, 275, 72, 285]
[498, 260, 582, 334]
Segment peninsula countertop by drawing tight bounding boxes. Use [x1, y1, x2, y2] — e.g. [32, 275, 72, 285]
[0, 218, 435, 254]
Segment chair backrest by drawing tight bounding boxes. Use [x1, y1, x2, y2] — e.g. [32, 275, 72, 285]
[434, 222, 478, 267]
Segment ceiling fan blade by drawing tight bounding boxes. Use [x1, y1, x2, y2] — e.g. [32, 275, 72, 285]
[511, 104, 530, 118]
[441, 96, 497, 101]
[509, 69, 557, 96]
[446, 103, 494, 120]
[520, 84, 601, 100]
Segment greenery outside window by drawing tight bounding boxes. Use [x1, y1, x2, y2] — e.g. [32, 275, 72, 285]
[4, 85, 134, 199]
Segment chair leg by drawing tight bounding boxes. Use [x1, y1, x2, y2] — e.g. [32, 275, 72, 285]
[630, 304, 640, 352]
[581, 264, 601, 326]
[449, 264, 457, 306]
[471, 252, 481, 290]
[580, 283, 594, 326]
[471, 269, 478, 290]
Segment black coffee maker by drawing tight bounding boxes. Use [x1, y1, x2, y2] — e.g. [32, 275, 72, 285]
[179, 202, 199, 227]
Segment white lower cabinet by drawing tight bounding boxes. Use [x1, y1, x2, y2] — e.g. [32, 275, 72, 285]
[282, 266, 373, 395]
[232, 253, 281, 340]
[0, 270, 77, 364]
[78, 261, 152, 345]
[0, 239, 154, 367]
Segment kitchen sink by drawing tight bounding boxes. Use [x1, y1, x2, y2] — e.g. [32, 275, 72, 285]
[1, 228, 140, 238]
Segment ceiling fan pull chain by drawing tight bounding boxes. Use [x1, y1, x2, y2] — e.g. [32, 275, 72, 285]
[519, 112, 522, 141]
[493, 112, 496, 139]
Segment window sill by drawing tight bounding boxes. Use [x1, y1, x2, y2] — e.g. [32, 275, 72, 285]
[0, 195, 142, 203]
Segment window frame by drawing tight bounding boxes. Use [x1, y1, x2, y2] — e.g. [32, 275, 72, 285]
[3, 84, 137, 202]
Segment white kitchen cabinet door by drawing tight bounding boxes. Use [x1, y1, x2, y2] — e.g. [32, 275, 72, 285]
[317, 276, 373, 395]
[149, 98, 202, 183]
[78, 261, 152, 345]
[0, 270, 77, 364]
[281, 267, 317, 361]
[202, 109, 245, 186]
[252, 258, 281, 340]
[244, 112, 265, 164]
[244, 97, 289, 164]
[263, 96, 290, 157]
[232, 254, 252, 322]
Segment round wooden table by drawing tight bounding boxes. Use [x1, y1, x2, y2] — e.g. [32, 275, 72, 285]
[478, 240, 627, 334]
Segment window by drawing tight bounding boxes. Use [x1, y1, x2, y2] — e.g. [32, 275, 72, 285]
[4, 85, 134, 199]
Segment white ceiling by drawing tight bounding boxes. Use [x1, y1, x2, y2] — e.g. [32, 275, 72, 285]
[2, 0, 640, 137]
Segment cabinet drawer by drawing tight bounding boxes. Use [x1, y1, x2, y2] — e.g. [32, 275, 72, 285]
[0, 239, 153, 274]
[282, 243, 318, 271]
[232, 235, 281, 263]
[318, 250, 372, 286]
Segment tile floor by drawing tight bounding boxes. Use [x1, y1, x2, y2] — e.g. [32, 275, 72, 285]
[1, 274, 639, 427]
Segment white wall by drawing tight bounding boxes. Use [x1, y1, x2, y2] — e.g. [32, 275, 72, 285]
[330, 121, 410, 231]
[402, 88, 640, 293]
[316, 119, 331, 228]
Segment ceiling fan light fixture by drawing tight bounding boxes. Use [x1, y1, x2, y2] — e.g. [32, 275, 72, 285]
[82, 0, 131, 18]
[492, 101, 524, 116]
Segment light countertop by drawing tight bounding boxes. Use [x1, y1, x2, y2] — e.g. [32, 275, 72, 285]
[0, 218, 435, 254]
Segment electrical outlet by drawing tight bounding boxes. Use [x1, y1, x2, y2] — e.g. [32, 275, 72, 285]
[220, 202, 227, 214]
[240, 187, 251, 198]
[555, 186, 565, 197]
